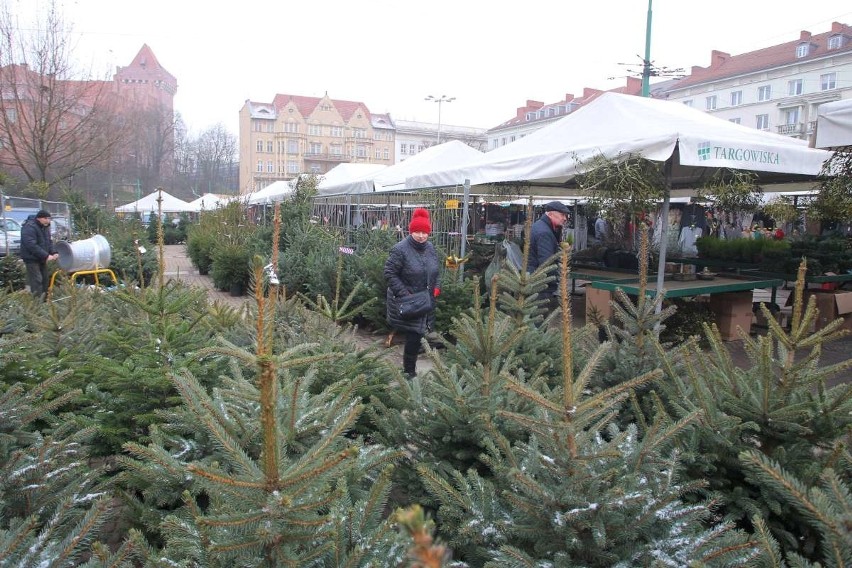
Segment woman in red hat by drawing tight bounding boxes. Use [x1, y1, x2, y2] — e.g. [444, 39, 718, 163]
[383, 208, 440, 378]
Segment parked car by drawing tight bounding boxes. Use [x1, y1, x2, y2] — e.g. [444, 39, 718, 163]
[0, 217, 22, 256]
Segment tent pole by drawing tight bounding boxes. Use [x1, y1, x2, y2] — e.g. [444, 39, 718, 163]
[458, 179, 471, 282]
[654, 158, 673, 318]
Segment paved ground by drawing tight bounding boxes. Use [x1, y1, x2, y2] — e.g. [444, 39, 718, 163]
[162, 245, 852, 383]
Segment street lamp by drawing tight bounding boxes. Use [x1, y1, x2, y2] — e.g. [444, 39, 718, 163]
[425, 94, 455, 144]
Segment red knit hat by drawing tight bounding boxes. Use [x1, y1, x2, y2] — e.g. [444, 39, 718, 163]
[408, 208, 432, 234]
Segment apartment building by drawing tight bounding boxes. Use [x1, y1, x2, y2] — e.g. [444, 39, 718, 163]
[657, 22, 852, 140]
[486, 77, 644, 150]
[238, 93, 396, 193]
[394, 119, 487, 163]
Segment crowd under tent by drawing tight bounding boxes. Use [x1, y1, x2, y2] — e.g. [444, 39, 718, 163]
[403, 92, 831, 300]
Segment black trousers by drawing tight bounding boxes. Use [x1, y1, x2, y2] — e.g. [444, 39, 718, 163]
[402, 332, 423, 377]
[25, 261, 49, 299]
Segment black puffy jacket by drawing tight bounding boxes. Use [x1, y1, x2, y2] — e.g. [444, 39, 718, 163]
[20, 216, 55, 263]
[384, 236, 440, 334]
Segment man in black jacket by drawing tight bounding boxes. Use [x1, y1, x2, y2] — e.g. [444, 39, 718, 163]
[527, 201, 570, 303]
[21, 210, 58, 299]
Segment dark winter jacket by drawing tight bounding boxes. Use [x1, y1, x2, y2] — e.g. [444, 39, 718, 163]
[527, 214, 563, 295]
[20, 215, 56, 263]
[384, 236, 440, 334]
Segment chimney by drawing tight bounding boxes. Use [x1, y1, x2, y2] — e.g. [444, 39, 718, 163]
[831, 22, 845, 33]
[800, 30, 812, 41]
[710, 50, 730, 67]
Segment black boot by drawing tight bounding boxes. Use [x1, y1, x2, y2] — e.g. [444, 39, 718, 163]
[402, 354, 417, 378]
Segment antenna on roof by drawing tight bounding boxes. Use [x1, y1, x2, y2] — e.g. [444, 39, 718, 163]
[608, 55, 686, 82]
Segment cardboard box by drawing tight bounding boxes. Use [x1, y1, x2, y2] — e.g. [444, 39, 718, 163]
[709, 291, 754, 340]
[585, 287, 613, 322]
[715, 312, 753, 341]
[786, 290, 852, 331]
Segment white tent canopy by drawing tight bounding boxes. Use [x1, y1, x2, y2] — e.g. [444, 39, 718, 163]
[405, 92, 832, 308]
[407, 92, 831, 192]
[316, 163, 388, 192]
[188, 193, 235, 211]
[815, 98, 852, 149]
[317, 141, 483, 195]
[115, 189, 194, 213]
[246, 181, 295, 205]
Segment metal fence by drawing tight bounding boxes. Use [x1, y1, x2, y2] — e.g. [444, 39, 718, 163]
[0, 192, 73, 241]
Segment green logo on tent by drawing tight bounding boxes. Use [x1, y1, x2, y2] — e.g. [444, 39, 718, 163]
[698, 142, 781, 165]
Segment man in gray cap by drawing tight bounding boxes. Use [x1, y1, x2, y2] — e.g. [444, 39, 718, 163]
[20, 209, 58, 299]
[527, 201, 570, 302]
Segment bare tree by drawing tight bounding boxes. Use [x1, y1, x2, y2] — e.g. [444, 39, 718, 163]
[0, 0, 128, 197]
[194, 123, 237, 194]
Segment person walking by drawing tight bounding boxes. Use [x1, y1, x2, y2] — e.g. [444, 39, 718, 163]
[527, 201, 570, 303]
[20, 209, 59, 299]
[384, 208, 440, 378]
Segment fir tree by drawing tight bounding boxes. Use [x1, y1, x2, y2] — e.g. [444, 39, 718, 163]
[0, 369, 121, 566]
[651, 259, 852, 565]
[117, 205, 410, 566]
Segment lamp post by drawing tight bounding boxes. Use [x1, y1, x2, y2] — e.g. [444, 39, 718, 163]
[425, 94, 455, 144]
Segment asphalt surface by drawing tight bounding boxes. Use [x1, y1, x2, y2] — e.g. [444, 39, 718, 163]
[162, 245, 851, 384]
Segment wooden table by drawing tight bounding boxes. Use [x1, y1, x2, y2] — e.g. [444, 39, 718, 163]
[586, 274, 784, 339]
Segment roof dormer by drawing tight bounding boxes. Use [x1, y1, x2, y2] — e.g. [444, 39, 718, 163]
[827, 34, 845, 50]
[795, 42, 814, 58]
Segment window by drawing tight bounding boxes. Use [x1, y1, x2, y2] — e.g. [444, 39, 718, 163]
[288, 139, 298, 154]
[308, 124, 322, 136]
[510, 135, 516, 142]
[400, 144, 407, 155]
[284, 122, 299, 133]
[266, 141, 273, 153]
[278, 141, 285, 153]
[375, 149, 382, 160]
[373, 131, 383, 140]
[705, 95, 717, 110]
[287, 160, 299, 174]
[418, 145, 424, 152]
[5, 108, 16, 122]
[758, 85, 771, 101]
[788, 79, 803, 96]
[828, 35, 842, 50]
[266, 160, 273, 173]
[330, 126, 343, 137]
[256, 160, 263, 172]
[330, 144, 343, 156]
[310, 165, 321, 174]
[356, 144, 366, 158]
[352, 128, 366, 139]
[526, 112, 535, 121]
[785, 107, 800, 125]
[730, 91, 742, 106]
[795, 43, 810, 58]
[383, 148, 389, 160]
[267, 122, 275, 133]
[820, 72, 836, 91]
[729, 118, 741, 124]
[682, 100, 693, 107]
[309, 142, 322, 155]
[756, 114, 769, 130]
[256, 140, 263, 152]
[253, 120, 263, 132]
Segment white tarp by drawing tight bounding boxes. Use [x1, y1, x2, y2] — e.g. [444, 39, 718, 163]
[815, 98, 852, 149]
[188, 193, 235, 211]
[407, 92, 831, 191]
[316, 163, 388, 192]
[317, 140, 483, 195]
[115, 189, 194, 213]
[246, 181, 295, 205]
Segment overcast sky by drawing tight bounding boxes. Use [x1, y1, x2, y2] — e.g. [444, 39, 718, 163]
[12, 0, 852, 136]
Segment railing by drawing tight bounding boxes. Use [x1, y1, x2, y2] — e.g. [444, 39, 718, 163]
[776, 123, 803, 135]
[303, 152, 350, 162]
